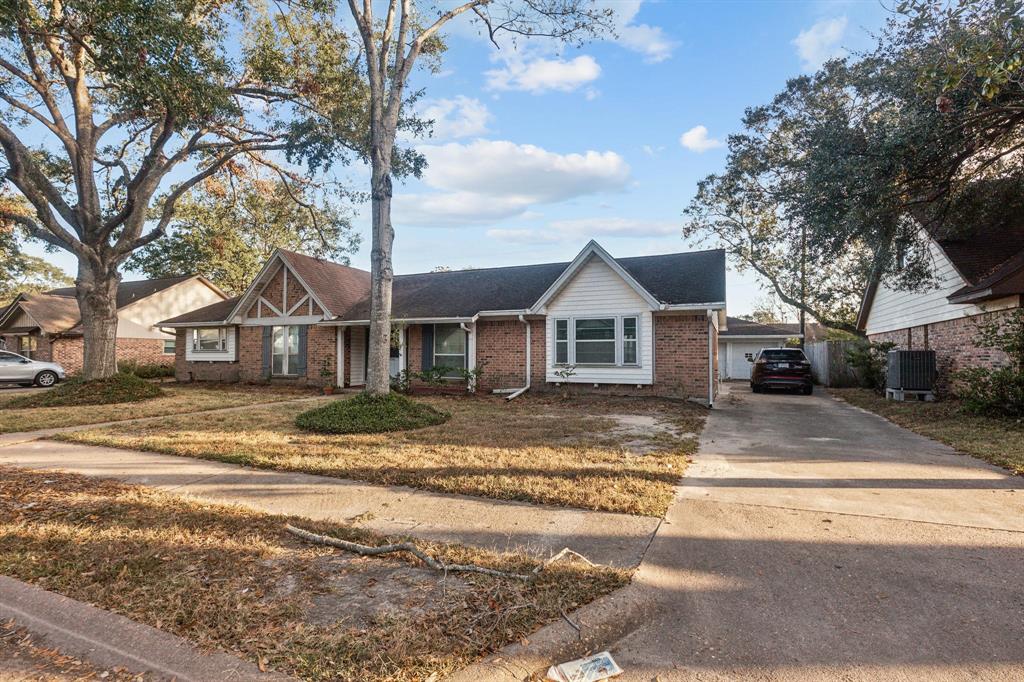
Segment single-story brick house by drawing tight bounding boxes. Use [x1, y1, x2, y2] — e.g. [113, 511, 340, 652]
[718, 317, 803, 381]
[161, 241, 728, 404]
[857, 220, 1024, 390]
[0, 276, 227, 374]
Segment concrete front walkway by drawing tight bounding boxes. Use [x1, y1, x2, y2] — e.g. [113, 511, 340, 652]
[603, 384, 1024, 681]
[0, 438, 657, 568]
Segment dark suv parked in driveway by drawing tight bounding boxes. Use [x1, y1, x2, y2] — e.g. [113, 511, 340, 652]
[750, 348, 813, 395]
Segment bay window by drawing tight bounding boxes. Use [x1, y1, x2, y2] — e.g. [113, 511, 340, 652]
[192, 328, 226, 352]
[553, 315, 640, 367]
[272, 325, 300, 375]
[433, 323, 467, 378]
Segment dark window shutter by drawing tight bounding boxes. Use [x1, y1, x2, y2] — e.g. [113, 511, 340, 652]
[296, 325, 308, 376]
[262, 327, 272, 378]
[421, 324, 434, 371]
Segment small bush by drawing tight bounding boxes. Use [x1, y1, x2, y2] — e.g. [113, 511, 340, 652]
[295, 392, 449, 434]
[846, 340, 897, 393]
[8, 373, 164, 408]
[953, 310, 1024, 417]
[119, 360, 175, 379]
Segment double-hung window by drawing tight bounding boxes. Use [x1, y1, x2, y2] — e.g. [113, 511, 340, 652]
[433, 324, 467, 379]
[553, 316, 640, 366]
[162, 339, 176, 355]
[192, 328, 226, 352]
[17, 335, 36, 359]
[574, 318, 616, 364]
[272, 325, 300, 375]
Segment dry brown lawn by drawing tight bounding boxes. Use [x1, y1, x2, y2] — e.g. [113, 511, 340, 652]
[0, 383, 319, 434]
[0, 466, 626, 682]
[831, 388, 1024, 475]
[61, 393, 704, 516]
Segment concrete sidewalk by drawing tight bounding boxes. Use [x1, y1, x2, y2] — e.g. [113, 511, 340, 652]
[0, 438, 658, 567]
[0, 575, 288, 681]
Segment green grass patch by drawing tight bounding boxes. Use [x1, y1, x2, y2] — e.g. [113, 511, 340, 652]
[7, 373, 163, 409]
[296, 392, 449, 434]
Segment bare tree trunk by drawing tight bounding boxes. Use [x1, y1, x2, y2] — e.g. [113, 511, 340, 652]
[76, 261, 121, 379]
[366, 148, 395, 395]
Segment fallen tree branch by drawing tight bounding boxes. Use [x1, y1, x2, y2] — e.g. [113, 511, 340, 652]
[535, 547, 595, 573]
[285, 525, 533, 581]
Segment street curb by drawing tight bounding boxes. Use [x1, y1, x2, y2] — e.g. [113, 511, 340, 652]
[0, 575, 292, 681]
[445, 582, 655, 682]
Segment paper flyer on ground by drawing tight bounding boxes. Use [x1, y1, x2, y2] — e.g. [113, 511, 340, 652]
[546, 651, 623, 682]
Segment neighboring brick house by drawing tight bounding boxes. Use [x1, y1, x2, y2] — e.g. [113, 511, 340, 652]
[161, 241, 728, 404]
[857, 221, 1024, 392]
[0, 276, 227, 374]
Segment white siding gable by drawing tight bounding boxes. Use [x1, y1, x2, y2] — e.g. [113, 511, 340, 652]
[119, 279, 224, 339]
[184, 327, 237, 362]
[544, 256, 654, 385]
[866, 240, 1017, 334]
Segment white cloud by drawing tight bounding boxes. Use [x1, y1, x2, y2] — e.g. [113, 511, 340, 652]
[394, 140, 631, 226]
[488, 217, 678, 245]
[420, 96, 491, 140]
[604, 0, 678, 63]
[679, 125, 723, 153]
[792, 17, 848, 70]
[485, 55, 601, 94]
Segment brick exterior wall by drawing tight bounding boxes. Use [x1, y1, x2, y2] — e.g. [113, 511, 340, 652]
[0, 333, 170, 376]
[653, 313, 714, 399]
[868, 307, 1017, 393]
[172, 315, 717, 400]
[174, 328, 241, 382]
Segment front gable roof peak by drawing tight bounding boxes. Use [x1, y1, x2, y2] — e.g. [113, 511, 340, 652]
[529, 240, 662, 313]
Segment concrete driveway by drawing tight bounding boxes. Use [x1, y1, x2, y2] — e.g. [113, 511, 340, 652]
[607, 384, 1024, 681]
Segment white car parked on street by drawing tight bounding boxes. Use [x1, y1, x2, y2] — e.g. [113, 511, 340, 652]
[0, 351, 66, 387]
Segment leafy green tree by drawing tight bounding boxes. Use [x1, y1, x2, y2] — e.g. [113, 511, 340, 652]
[0, 0, 368, 378]
[126, 177, 360, 295]
[343, 0, 615, 394]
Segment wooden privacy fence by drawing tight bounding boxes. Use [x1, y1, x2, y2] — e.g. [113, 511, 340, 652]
[805, 340, 861, 387]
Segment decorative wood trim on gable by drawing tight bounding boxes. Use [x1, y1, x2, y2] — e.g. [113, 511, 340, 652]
[226, 249, 335, 324]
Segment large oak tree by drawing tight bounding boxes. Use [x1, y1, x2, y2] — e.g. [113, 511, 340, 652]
[0, 0, 366, 378]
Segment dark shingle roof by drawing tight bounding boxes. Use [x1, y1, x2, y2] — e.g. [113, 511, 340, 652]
[46, 275, 195, 309]
[279, 250, 370, 317]
[340, 249, 727, 320]
[160, 297, 240, 325]
[341, 261, 571, 319]
[721, 317, 801, 337]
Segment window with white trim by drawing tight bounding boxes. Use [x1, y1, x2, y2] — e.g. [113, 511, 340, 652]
[433, 324, 467, 379]
[574, 318, 616, 364]
[162, 339, 176, 355]
[553, 315, 641, 367]
[555, 319, 568, 364]
[192, 328, 226, 352]
[622, 317, 638, 365]
[272, 325, 300, 375]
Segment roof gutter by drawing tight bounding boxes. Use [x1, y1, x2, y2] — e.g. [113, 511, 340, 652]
[659, 302, 726, 311]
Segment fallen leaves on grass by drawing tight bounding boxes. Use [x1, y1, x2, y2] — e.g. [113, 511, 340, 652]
[0, 467, 627, 681]
[62, 394, 704, 516]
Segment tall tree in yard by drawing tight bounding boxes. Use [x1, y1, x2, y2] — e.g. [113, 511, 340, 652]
[344, 0, 615, 395]
[0, 0, 366, 378]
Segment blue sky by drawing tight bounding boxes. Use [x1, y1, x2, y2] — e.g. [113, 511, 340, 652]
[27, 0, 892, 317]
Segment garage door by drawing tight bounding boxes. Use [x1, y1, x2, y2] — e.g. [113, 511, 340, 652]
[720, 341, 786, 380]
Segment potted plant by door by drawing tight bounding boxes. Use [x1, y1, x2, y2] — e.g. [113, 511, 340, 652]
[320, 358, 335, 394]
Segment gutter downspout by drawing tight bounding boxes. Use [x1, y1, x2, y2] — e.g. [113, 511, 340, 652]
[494, 315, 532, 400]
[707, 309, 715, 409]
